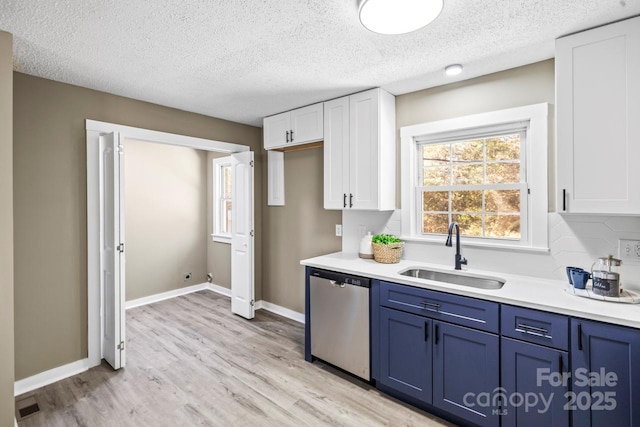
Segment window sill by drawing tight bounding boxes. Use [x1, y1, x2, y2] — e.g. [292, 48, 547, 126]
[211, 234, 231, 244]
[399, 235, 549, 253]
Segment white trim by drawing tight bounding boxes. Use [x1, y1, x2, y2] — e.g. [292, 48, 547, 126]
[14, 358, 94, 396]
[125, 283, 211, 309]
[211, 233, 232, 244]
[400, 103, 549, 251]
[86, 120, 248, 153]
[255, 300, 305, 324]
[212, 156, 233, 241]
[206, 283, 232, 298]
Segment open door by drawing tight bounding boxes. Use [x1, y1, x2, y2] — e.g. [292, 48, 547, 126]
[231, 151, 255, 319]
[99, 132, 126, 369]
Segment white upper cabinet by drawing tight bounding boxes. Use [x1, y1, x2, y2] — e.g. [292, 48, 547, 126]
[556, 17, 640, 214]
[263, 103, 323, 150]
[324, 88, 396, 210]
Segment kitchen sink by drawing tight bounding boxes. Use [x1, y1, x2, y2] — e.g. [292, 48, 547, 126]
[398, 267, 505, 290]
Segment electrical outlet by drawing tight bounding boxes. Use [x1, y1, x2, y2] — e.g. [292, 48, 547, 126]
[619, 239, 640, 262]
[359, 225, 366, 237]
[335, 224, 342, 237]
[183, 272, 192, 281]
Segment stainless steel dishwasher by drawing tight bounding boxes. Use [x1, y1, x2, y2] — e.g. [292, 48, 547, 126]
[309, 268, 370, 381]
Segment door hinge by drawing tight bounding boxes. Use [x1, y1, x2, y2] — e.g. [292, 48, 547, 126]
[250, 160, 254, 167]
[117, 341, 125, 351]
[117, 243, 124, 253]
[118, 145, 124, 154]
[250, 299, 255, 307]
[250, 230, 254, 237]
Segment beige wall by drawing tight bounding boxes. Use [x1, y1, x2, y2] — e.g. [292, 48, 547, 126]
[262, 147, 342, 313]
[0, 30, 14, 427]
[206, 152, 232, 289]
[124, 140, 208, 301]
[13, 73, 262, 380]
[396, 59, 556, 208]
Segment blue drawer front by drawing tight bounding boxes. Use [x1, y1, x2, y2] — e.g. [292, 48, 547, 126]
[380, 281, 499, 333]
[501, 305, 569, 351]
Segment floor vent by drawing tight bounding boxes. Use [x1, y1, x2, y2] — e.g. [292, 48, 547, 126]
[15, 396, 40, 422]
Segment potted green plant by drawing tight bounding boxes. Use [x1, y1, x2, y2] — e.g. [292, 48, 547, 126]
[371, 234, 404, 264]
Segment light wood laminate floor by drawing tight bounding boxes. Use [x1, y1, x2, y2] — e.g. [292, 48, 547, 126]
[16, 291, 454, 426]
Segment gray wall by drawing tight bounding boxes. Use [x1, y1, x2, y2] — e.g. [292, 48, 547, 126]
[207, 151, 232, 289]
[13, 73, 262, 380]
[0, 30, 14, 427]
[124, 140, 208, 301]
[262, 147, 342, 313]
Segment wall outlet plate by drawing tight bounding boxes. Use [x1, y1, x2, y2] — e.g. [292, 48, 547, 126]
[183, 272, 192, 281]
[335, 224, 342, 237]
[619, 239, 640, 262]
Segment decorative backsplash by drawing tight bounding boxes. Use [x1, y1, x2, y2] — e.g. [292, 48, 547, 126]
[343, 210, 640, 290]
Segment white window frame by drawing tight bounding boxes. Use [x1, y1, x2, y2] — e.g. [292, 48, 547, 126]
[212, 156, 233, 244]
[400, 103, 549, 252]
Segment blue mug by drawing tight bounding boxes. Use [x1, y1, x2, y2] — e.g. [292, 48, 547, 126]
[566, 266, 584, 283]
[570, 269, 590, 289]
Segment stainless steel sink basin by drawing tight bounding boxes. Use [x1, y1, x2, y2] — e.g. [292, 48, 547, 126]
[399, 268, 505, 290]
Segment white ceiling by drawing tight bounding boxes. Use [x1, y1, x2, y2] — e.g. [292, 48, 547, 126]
[1, 1, 639, 127]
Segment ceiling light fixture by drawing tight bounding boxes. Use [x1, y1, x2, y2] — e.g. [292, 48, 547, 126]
[444, 64, 463, 76]
[358, 0, 444, 35]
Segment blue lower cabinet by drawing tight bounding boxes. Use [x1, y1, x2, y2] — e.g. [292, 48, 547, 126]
[433, 321, 500, 427]
[501, 337, 569, 427]
[571, 319, 640, 427]
[378, 307, 432, 403]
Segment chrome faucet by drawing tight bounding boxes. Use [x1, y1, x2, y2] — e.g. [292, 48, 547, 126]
[445, 221, 467, 270]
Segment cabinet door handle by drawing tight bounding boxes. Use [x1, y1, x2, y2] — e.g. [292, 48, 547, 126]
[286, 130, 290, 143]
[515, 323, 552, 339]
[290, 129, 294, 142]
[434, 323, 439, 345]
[562, 189, 566, 211]
[420, 301, 440, 311]
[577, 323, 582, 351]
[349, 193, 353, 208]
[343, 193, 347, 208]
[559, 353, 563, 374]
[424, 322, 429, 341]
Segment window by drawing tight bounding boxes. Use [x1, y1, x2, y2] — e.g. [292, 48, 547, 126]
[401, 104, 549, 250]
[212, 157, 232, 243]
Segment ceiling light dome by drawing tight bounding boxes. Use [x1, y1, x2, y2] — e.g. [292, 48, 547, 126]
[359, 0, 444, 35]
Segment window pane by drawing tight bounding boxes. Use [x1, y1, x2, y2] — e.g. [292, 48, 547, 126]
[452, 164, 483, 185]
[485, 190, 520, 213]
[423, 191, 449, 212]
[452, 190, 482, 212]
[422, 144, 449, 166]
[486, 162, 519, 184]
[486, 215, 520, 239]
[223, 200, 232, 233]
[452, 139, 483, 162]
[223, 166, 232, 198]
[452, 214, 482, 237]
[486, 134, 520, 160]
[423, 214, 450, 234]
[423, 166, 450, 186]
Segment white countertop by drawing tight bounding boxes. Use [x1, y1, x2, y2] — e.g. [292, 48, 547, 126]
[301, 252, 640, 329]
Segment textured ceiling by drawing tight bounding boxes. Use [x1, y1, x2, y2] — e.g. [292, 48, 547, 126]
[1, 1, 639, 127]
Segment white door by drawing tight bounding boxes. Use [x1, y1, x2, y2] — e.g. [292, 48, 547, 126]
[323, 96, 350, 209]
[99, 132, 126, 369]
[231, 151, 255, 319]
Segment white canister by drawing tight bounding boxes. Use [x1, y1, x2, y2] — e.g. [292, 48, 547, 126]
[359, 232, 374, 259]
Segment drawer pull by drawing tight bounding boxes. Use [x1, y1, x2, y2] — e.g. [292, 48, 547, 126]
[516, 323, 552, 339]
[420, 301, 440, 311]
[424, 322, 429, 342]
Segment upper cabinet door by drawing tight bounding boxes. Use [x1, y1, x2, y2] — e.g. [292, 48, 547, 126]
[264, 112, 291, 150]
[349, 90, 379, 210]
[324, 97, 350, 209]
[291, 103, 323, 145]
[556, 16, 640, 214]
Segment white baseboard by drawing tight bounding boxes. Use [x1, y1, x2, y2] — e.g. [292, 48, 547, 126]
[256, 300, 305, 324]
[206, 283, 232, 297]
[125, 283, 211, 309]
[14, 358, 96, 397]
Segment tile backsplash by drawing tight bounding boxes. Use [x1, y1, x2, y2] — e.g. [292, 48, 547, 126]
[343, 210, 640, 291]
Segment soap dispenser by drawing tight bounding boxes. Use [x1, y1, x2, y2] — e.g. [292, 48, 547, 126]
[359, 232, 374, 259]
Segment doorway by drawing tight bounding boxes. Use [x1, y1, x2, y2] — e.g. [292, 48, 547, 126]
[86, 120, 255, 370]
